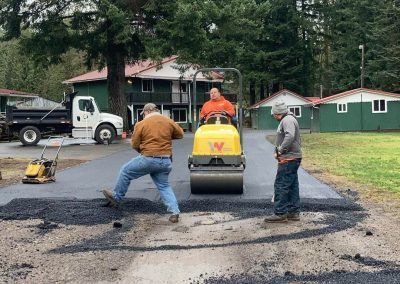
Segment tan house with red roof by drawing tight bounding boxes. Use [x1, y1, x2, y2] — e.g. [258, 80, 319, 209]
[64, 56, 223, 130]
[248, 89, 316, 130]
[308, 88, 400, 132]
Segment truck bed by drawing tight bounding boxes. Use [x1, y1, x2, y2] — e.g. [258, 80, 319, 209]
[6, 106, 71, 125]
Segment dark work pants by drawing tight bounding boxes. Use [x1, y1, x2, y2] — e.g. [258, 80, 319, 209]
[274, 159, 302, 215]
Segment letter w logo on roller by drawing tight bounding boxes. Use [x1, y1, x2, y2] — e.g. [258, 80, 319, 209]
[208, 141, 224, 152]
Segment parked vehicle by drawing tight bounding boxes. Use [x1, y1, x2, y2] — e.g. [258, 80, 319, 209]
[3, 92, 123, 146]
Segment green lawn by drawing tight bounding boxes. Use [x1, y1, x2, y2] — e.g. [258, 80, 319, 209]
[301, 132, 400, 196]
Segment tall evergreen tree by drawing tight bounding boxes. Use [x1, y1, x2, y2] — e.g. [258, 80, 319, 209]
[327, 0, 380, 92]
[368, 0, 400, 92]
[0, 0, 176, 124]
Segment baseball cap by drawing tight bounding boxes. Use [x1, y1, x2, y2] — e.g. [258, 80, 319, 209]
[140, 103, 158, 115]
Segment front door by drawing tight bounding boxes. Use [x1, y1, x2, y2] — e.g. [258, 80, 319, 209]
[171, 81, 180, 103]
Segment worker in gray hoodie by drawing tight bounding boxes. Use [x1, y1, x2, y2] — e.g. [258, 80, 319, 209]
[264, 100, 302, 223]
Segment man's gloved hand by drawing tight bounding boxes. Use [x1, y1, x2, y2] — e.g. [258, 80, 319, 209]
[274, 147, 281, 160]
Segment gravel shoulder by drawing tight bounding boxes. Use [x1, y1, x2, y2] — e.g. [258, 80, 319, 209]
[0, 158, 86, 188]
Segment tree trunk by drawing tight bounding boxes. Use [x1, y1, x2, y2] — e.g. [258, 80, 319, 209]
[106, 33, 128, 131]
[249, 81, 255, 105]
[260, 82, 265, 100]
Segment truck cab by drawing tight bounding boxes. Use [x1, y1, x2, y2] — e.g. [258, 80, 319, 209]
[70, 95, 123, 143]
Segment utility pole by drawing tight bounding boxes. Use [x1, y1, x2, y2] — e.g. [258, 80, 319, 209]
[359, 44, 365, 88]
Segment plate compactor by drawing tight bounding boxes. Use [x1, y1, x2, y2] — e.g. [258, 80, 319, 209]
[22, 137, 64, 184]
[188, 111, 246, 194]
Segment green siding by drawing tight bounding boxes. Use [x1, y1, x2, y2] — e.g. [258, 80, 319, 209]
[126, 78, 171, 93]
[297, 107, 311, 128]
[255, 106, 310, 130]
[250, 109, 258, 129]
[362, 101, 400, 130]
[74, 81, 108, 111]
[258, 107, 278, 130]
[319, 101, 400, 132]
[195, 83, 209, 104]
[126, 78, 142, 93]
[319, 103, 362, 132]
[154, 79, 171, 93]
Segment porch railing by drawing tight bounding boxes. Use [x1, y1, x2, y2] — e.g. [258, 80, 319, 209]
[127, 91, 206, 104]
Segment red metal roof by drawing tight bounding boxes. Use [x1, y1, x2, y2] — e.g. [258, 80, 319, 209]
[312, 88, 400, 105]
[0, 88, 38, 97]
[64, 56, 179, 84]
[248, 89, 312, 109]
[304, 96, 321, 102]
[63, 56, 223, 83]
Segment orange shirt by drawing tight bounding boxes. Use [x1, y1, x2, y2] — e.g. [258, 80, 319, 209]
[200, 96, 235, 119]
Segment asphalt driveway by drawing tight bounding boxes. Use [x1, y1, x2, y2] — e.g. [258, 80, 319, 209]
[0, 130, 341, 205]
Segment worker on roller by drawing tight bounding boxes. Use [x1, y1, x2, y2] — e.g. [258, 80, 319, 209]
[200, 87, 235, 124]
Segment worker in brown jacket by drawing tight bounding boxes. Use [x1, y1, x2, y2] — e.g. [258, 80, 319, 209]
[103, 103, 184, 223]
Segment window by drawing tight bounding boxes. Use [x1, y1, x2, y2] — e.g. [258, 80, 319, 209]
[337, 103, 347, 113]
[372, 99, 386, 113]
[142, 79, 153, 92]
[172, 108, 187, 123]
[180, 82, 188, 93]
[78, 99, 91, 112]
[289, 106, 301, 117]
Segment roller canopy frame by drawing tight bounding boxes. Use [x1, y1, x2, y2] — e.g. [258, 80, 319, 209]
[192, 68, 243, 149]
[190, 68, 245, 195]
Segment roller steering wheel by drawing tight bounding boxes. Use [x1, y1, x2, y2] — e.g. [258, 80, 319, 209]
[203, 111, 232, 125]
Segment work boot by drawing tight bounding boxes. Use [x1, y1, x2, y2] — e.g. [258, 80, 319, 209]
[102, 189, 118, 207]
[264, 214, 288, 223]
[287, 212, 300, 221]
[169, 214, 179, 223]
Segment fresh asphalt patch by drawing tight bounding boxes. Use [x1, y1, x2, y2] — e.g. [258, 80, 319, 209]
[1, 197, 399, 283]
[204, 268, 400, 284]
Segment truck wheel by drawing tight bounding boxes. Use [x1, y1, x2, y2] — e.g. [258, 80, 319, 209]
[19, 126, 41, 146]
[95, 124, 115, 144]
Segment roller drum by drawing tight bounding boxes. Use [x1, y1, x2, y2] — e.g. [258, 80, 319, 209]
[190, 169, 244, 194]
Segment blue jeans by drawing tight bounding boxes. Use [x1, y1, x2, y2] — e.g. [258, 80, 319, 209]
[112, 155, 180, 214]
[273, 159, 301, 215]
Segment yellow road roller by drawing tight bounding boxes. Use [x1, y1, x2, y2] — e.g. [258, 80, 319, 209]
[189, 68, 245, 194]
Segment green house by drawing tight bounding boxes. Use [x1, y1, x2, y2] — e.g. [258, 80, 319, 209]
[310, 88, 400, 132]
[63, 56, 223, 130]
[248, 89, 316, 130]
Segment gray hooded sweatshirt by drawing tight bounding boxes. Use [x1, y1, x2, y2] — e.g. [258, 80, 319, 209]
[275, 112, 302, 159]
